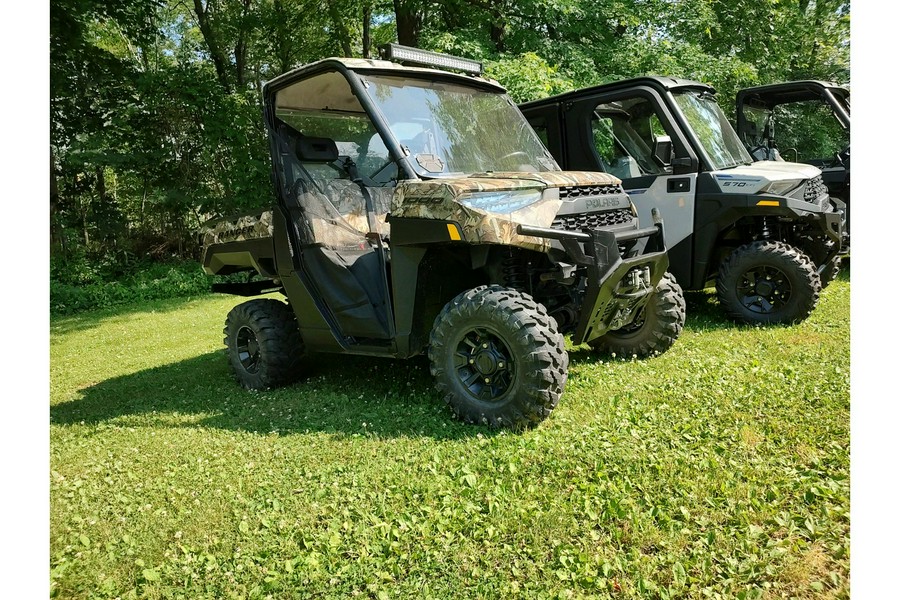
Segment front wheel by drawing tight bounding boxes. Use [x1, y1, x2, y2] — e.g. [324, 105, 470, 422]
[589, 272, 686, 358]
[428, 285, 568, 429]
[797, 234, 841, 288]
[716, 241, 821, 325]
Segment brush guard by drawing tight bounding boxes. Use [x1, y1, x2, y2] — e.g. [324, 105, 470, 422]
[518, 208, 670, 345]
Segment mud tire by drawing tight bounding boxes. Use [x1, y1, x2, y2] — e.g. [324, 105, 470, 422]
[224, 299, 304, 390]
[428, 285, 568, 429]
[716, 241, 821, 325]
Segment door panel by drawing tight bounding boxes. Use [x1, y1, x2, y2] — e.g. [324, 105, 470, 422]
[625, 175, 697, 249]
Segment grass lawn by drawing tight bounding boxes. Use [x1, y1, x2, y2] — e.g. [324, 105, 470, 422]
[50, 269, 850, 599]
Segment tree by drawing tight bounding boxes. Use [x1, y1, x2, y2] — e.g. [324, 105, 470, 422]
[49, 0, 851, 267]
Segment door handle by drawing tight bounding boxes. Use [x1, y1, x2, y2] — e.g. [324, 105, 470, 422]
[667, 178, 691, 193]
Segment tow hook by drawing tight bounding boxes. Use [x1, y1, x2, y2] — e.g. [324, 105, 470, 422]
[615, 266, 652, 300]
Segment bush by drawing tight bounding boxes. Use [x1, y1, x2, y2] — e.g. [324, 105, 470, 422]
[50, 258, 214, 315]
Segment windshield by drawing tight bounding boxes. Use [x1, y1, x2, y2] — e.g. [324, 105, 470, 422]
[674, 90, 752, 170]
[364, 75, 560, 176]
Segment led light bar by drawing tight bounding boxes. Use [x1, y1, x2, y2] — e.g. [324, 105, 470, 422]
[379, 43, 483, 76]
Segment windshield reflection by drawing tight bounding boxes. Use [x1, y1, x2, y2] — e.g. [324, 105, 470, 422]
[674, 91, 752, 170]
[364, 75, 559, 177]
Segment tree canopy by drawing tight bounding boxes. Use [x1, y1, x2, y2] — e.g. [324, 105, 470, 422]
[49, 0, 850, 261]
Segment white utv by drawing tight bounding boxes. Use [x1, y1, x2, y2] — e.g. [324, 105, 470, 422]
[521, 76, 844, 325]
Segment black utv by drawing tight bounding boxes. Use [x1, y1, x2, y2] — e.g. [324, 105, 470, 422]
[735, 80, 850, 238]
[200, 46, 684, 429]
[521, 76, 844, 326]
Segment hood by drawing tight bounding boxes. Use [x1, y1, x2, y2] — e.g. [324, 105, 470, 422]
[720, 161, 821, 180]
[396, 170, 622, 199]
[711, 161, 822, 195]
[390, 171, 624, 252]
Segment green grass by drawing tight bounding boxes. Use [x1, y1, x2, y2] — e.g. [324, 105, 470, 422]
[50, 270, 850, 599]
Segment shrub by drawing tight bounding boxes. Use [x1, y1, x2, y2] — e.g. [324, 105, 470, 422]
[50, 258, 214, 315]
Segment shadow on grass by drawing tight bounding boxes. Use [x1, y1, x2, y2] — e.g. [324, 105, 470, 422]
[50, 350, 494, 441]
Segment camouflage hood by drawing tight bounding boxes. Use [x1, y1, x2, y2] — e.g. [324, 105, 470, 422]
[392, 171, 625, 252]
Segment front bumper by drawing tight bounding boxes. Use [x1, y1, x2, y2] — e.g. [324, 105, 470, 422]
[517, 210, 670, 345]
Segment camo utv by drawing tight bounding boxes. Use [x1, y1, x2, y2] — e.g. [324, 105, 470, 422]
[201, 45, 684, 429]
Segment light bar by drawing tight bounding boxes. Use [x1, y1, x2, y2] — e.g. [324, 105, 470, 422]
[379, 43, 483, 76]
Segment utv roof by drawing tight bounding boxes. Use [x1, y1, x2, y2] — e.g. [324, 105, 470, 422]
[736, 80, 850, 108]
[263, 57, 505, 95]
[520, 76, 715, 109]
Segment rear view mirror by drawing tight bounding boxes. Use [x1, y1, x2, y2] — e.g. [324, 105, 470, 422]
[296, 136, 339, 163]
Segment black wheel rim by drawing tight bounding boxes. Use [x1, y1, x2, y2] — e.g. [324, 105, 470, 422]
[453, 327, 515, 402]
[736, 265, 792, 314]
[236, 325, 261, 374]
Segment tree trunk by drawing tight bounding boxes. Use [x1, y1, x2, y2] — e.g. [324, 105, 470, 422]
[393, 0, 422, 47]
[81, 197, 90, 247]
[193, 0, 233, 93]
[235, 0, 252, 88]
[489, 0, 506, 52]
[272, 0, 292, 73]
[95, 166, 107, 204]
[50, 147, 61, 255]
[362, 3, 372, 58]
[140, 175, 149, 231]
[490, 21, 505, 52]
[328, 1, 354, 57]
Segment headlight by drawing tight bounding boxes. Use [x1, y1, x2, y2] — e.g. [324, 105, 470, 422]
[458, 189, 543, 213]
[760, 179, 802, 196]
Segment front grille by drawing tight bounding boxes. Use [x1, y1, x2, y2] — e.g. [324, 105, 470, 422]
[559, 184, 624, 199]
[804, 176, 829, 204]
[551, 208, 634, 231]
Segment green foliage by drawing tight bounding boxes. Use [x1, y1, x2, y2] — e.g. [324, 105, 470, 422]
[771, 101, 849, 163]
[50, 0, 850, 262]
[50, 258, 214, 315]
[49, 277, 850, 598]
[484, 52, 575, 103]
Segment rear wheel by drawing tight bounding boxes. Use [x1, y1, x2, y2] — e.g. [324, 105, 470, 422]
[589, 272, 685, 358]
[224, 299, 304, 390]
[428, 285, 568, 429]
[716, 241, 821, 325]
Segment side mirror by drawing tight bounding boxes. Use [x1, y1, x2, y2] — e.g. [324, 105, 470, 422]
[653, 135, 673, 166]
